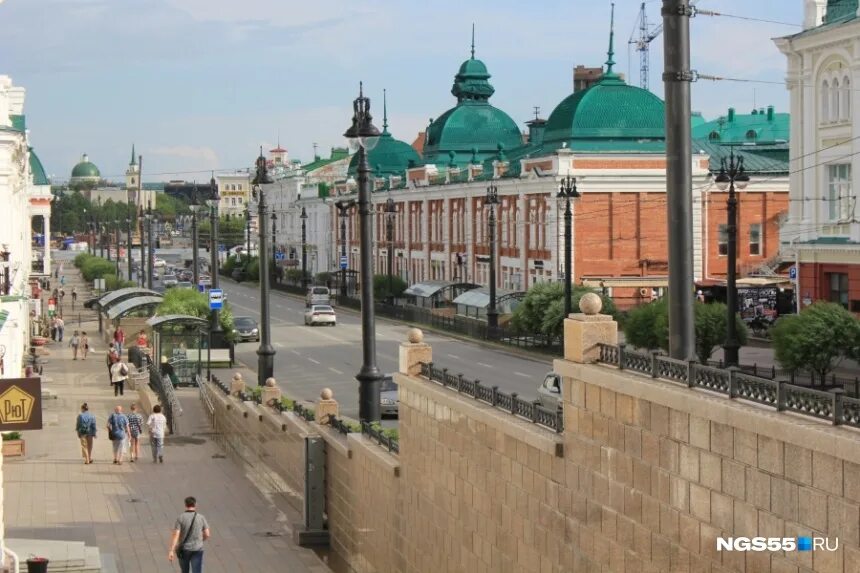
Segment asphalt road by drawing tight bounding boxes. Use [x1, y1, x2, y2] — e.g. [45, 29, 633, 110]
[220, 280, 554, 419]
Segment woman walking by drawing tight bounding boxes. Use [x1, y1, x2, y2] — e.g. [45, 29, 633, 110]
[69, 330, 81, 360]
[107, 405, 130, 465]
[80, 331, 90, 360]
[110, 359, 130, 396]
[127, 403, 144, 463]
[147, 404, 167, 463]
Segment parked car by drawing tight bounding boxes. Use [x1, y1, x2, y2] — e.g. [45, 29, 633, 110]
[178, 269, 193, 282]
[176, 281, 193, 289]
[304, 304, 336, 326]
[232, 316, 260, 342]
[536, 372, 562, 410]
[231, 267, 246, 282]
[306, 285, 331, 306]
[154, 258, 166, 268]
[380, 375, 399, 418]
[162, 274, 178, 288]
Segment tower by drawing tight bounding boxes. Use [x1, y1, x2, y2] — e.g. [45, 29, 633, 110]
[125, 144, 139, 205]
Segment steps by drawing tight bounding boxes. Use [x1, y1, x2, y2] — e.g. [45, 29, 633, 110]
[5, 539, 101, 572]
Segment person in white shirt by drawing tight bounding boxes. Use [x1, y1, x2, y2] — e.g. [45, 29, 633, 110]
[147, 404, 168, 463]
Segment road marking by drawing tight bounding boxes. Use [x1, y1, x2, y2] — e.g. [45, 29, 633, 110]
[329, 367, 344, 375]
[308, 358, 321, 365]
[446, 354, 461, 360]
[477, 362, 494, 369]
[274, 342, 284, 348]
[515, 372, 530, 378]
[290, 349, 300, 355]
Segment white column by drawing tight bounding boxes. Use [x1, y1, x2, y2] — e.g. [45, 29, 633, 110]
[43, 214, 51, 277]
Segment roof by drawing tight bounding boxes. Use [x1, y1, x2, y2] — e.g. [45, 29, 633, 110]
[92, 287, 160, 311]
[71, 154, 100, 179]
[452, 287, 525, 308]
[147, 314, 209, 330]
[348, 92, 421, 177]
[302, 148, 350, 172]
[10, 114, 25, 132]
[691, 106, 789, 144]
[404, 281, 480, 298]
[693, 139, 790, 175]
[825, 0, 858, 24]
[29, 148, 49, 185]
[106, 296, 164, 320]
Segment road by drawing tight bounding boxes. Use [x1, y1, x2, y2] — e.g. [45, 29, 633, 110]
[220, 279, 553, 419]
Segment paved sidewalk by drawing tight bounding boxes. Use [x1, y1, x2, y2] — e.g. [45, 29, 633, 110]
[4, 325, 333, 572]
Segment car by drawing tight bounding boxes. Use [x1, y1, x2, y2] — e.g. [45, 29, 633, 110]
[233, 316, 260, 342]
[380, 374, 399, 418]
[536, 372, 562, 410]
[304, 304, 336, 326]
[178, 269, 193, 282]
[306, 286, 331, 306]
[162, 274, 178, 288]
[176, 281, 193, 289]
[154, 258, 166, 268]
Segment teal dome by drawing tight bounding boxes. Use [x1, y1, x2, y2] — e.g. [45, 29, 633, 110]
[71, 154, 100, 179]
[348, 92, 421, 178]
[29, 148, 49, 186]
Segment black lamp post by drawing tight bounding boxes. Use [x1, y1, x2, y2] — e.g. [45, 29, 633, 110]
[105, 221, 112, 262]
[253, 148, 275, 386]
[557, 175, 580, 317]
[189, 184, 202, 287]
[344, 82, 382, 423]
[384, 196, 396, 301]
[485, 184, 500, 336]
[87, 219, 94, 256]
[244, 205, 252, 265]
[300, 206, 308, 291]
[113, 220, 120, 277]
[125, 215, 132, 281]
[271, 211, 278, 283]
[335, 200, 355, 299]
[138, 205, 146, 287]
[207, 176, 221, 380]
[714, 149, 749, 367]
[99, 223, 105, 259]
[145, 201, 154, 290]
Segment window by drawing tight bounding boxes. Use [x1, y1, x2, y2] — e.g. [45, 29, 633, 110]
[717, 224, 728, 256]
[829, 272, 849, 308]
[843, 76, 851, 120]
[832, 78, 841, 122]
[709, 131, 720, 141]
[749, 223, 762, 256]
[746, 130, 757, 141]
[822, 80, 830, 121]
[827, 164, 852, 221]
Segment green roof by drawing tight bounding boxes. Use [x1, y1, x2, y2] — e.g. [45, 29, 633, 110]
[29, 148, 49, 185]
[10, 115, 25, 132]
[303, 148, 350, 172]
[691, 106, 789, 144]
[71, 154, 100, 179]
[693, 139, 789, 175]
[825, 0, 858, 24]
[348, 93, 420, 178]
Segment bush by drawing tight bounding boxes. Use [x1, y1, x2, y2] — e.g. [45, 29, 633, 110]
[245, 257, 260, 281]
[373, 274, 407, 300]
[73, 253, 91, 268]
[156, 287, 235, 338]
[80, 257, 116, 282]
[623, 299, 667, 351]
[104, 275, 136, 291]
[510, 282, 616, 338]
[222, 255, 238, 274]
[1, 431, 22, 441]
[772, 302, 860, 378]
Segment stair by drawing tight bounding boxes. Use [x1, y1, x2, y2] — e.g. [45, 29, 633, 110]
[5, 539, 101, 573]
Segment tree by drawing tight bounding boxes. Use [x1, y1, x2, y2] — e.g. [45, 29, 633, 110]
[156, 287, 235, 336]
[510, 282, 616, 337]
[691, 302, 748, 364]
[374, 274, 407, 301]
[771, 302, 859, 379]
[623, 299, 667, 351]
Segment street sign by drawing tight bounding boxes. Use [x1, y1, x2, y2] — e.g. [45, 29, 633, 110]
[0, 377, 42, 431]
[789, 266, 797, 282]
[340, 255, 348, 270]
[209, 288, 224, 310]
[198, 283, 205, 293]
[275, 252, 286, 261]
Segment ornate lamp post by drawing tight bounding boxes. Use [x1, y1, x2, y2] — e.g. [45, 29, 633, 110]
[138, 205, 146, 287]
[87, 219, 94, 256]
[125, 214, 132, 281]
[99, 223, 105, 259]
[485, 184, 500, 336]
[252, 148, 275, 386]
[105, 221, 112, 262]
[335, 200, 355, 299]
[189, 184, 202, 287]
[271, 211, 278, 283]
[300, 206, 308, 291]
[384, 196, 396, 301]
[344, 83, 382, 422]
[206, 176, 221, 380]
[145, 201, 155, 290]
[557, 176, 580, 317]
[244, 204, 252, 264]
[714, 149, 749, 367]
[113, 220, 121, 277]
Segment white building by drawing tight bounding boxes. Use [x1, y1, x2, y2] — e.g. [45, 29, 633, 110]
[775, 0, 860, 311]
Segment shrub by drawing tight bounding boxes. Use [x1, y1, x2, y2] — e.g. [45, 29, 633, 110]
[510, 282, 616, 338]
[772, 301, 860, 378]
[1, 431, 22, 441]
[373, 274, 407, 300]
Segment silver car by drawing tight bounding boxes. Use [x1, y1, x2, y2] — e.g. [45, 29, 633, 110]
[304, 304, 336, 326]
[536, 372, 562, 409]
[380, 375, 398, 418]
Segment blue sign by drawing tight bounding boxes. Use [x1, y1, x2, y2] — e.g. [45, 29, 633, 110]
[789, 266, 797, 281]
[198, 283, 205, 293]
[340, 255, 348, 270]
[209, 288, 224, 310]
[275, 252, 286, 261]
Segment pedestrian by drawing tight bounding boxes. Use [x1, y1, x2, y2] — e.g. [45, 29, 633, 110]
[168, 496, 211, 572]
[106, 405, 130, 465]
[69, 330, 81, 360]
[50, 316, 57, 341]
[75, 402, 97, 464]
[71, 287, 78, 310]
[60, 275, 65, 287]
[56, 315, 65, 342]
[106, 342, 119, 380]
[147, 403, 167, 463]
[136, 329, 148, 349]
[113, 325, 125, 357]
[110, 358, 130, 396]
[80, 331, 90, 360]
[127, 403, 143, 462]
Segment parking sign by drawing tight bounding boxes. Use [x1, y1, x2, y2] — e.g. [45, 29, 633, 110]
[209, 288, 223, 310]
[789, 266, 797, 282]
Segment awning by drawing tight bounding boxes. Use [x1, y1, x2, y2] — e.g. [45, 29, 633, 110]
[404, 281, 480, 298]
[453, 287, 526, 308]
[581, 277, 669, 289]
[91, 287, 161, 311]
[147, 314, 209, 330]
[106, 296, 163, 320]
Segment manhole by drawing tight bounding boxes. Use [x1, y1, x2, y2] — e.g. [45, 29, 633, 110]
[254, 531, 284, 538]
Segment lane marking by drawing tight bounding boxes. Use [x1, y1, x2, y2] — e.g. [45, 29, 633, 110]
[328, 367, 344, 375]
[308, 358, 321, 365]
[477, 362, 494, 369]
[446, 354, 461, 360]
[274, 342, 284, 348]
[514, 372, 530, 378]
[290, 349, 300, 355]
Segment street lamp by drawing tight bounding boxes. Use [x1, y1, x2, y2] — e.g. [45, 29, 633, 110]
[344, 82, 382, 423]
[87, 219, 94, 256]
[271, 211, 278, 283]
[300, 206, 308, 291]
[485, 184, 500, 336]
[335, 199, 355, 299]
[145, 201, 154, 290]
[714, 149, 749, 367]
[189, 184, 202, 287]
[244, 204, 252, 265]
[125, 214, 132, 281]
[99, 223, 105, 259]
[384, 196, 396, 301]
[206, 176, 221, 381]
[557, 175, 580, 317]
[252, 148, 275, 386]
[105, 221, 112, 262]
[113, 220, 120, 276]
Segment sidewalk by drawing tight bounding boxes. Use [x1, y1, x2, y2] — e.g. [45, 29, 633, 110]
[4, 293, 332, 572]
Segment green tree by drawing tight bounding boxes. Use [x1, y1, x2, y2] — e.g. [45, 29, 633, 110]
[156, 287, 235, 336]
[373, 274, 407, 300]
[771, 302, 859, 378]
[199, 215, 247, 249]
[623, 299, 667, 351]
[691, 302, 748, 364]
[510, 282, 615, 337]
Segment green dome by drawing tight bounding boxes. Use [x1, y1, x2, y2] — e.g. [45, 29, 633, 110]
[29, 148, 49, 186]
[71, 154, 100, 179]
[348, 132, 420, 178]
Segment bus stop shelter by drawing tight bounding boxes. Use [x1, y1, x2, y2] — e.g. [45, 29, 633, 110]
[403, 281, 480, 309]
[453, 287, 526, 320]
[146, 314, 210, 385]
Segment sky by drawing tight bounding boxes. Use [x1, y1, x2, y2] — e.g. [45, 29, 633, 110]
[0, 0, 803, 183]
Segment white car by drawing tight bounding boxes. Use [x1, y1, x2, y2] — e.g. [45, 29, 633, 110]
[304, 305, 337, 326]
[154, 258, 167, 268]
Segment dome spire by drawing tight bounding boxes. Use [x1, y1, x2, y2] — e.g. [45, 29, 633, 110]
[605, 3, 617, 77]
[130, 144, 137, 166]
[382, 88, 389, 133]
[471, 23, 475, 59]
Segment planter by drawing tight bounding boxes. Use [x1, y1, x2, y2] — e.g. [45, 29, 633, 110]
[26, 557, 49, 573]
[31, 336, 48, 346]
[2, 439, 25, 457]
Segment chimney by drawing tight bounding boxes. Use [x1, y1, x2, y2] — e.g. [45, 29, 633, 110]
[803, 0, 827, 29]
[767, 105, 774, 121]
[728, 108, 735, 122]
[526, 118, 547, 146]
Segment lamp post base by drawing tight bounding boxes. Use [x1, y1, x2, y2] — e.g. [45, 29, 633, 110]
[487, 310, 499, 339]
[256, 344, 276, 386]
[723, 343, 739, 368]
[356, 366, 382, 423]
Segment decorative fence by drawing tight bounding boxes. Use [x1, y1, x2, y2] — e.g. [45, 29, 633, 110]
[327, 415, 400, 454]
[597, 343, 860, 428]
[419, 362, 564, 433]
[149, 366, 182, 434]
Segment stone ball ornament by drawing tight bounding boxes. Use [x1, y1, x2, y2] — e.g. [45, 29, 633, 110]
[407, 328, 424, 344]
[579, 292, 603, 315]
[265, 377, 277, 388]
[320, 388, 333, 400]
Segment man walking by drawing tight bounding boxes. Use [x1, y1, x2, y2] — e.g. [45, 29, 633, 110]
[113, 326, 125, 357]
[71, 287, 78, 310]
[107, 405, 130, 465]
[55, 315, 65, 342]
[75, 402, 96, 464]
[168, 496, 210, 572]
[147, 403, 167, 463]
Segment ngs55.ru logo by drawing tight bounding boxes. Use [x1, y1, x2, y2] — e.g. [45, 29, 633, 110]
[718, 537, 838, 552]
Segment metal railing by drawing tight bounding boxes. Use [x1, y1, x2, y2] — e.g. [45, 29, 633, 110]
[419, 362, 564, 433]
[198, 373, 214, 416]
[597, 343, 860, 428]
[327, 415, 400, 455]
[149, 366, 182, 434]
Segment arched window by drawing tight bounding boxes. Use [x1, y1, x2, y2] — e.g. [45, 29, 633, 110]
[832, 78, 840, 122]
[708, 131, 720, 141]
[822, 80, 830, 121]
[746, 130, 757, 141]
[842, 76, 851, 120]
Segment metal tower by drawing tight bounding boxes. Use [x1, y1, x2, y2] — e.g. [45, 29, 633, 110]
[629, 2, 663, 90]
